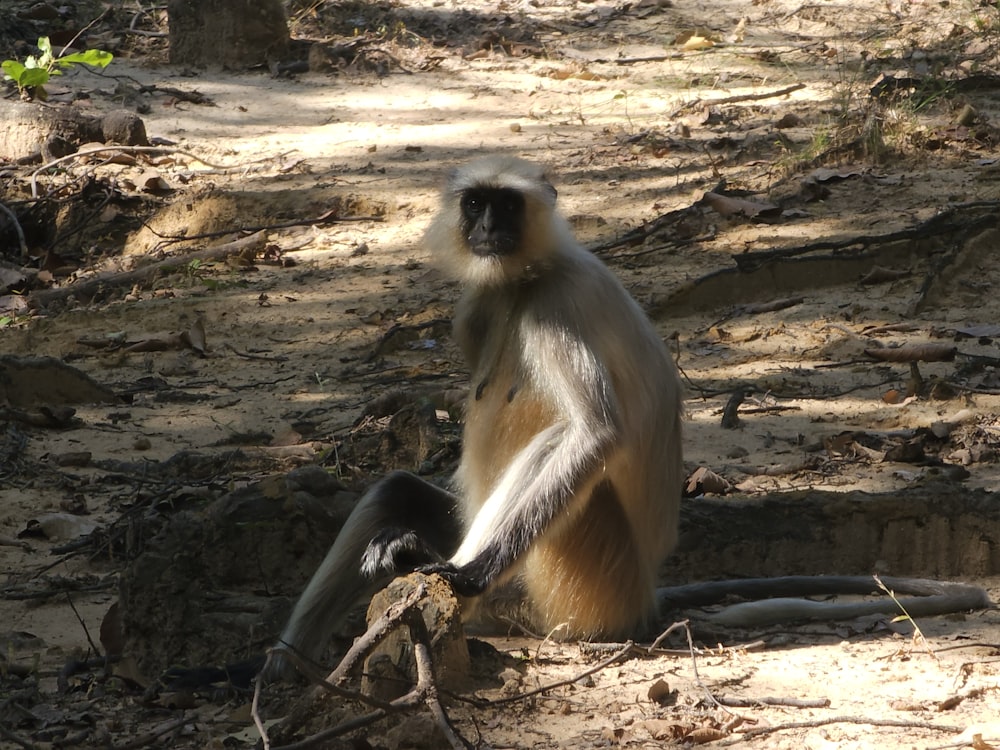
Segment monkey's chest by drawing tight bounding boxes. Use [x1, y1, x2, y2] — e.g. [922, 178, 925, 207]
[460, 362, 556, 508]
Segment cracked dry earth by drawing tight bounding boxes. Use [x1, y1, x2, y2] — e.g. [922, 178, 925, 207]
[3, 0, 1000, 747]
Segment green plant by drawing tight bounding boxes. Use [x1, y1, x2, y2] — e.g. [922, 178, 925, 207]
[2, 36, 112, 100]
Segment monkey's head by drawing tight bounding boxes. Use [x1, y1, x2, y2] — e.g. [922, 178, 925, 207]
[426, 156, 565, 286]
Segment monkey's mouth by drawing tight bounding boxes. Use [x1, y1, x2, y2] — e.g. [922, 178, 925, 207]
[470, 238, 518, 258]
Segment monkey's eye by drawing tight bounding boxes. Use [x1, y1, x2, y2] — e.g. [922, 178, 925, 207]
[462, 195, 484, 215]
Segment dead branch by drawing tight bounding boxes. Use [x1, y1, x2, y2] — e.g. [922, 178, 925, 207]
[29, 145, 236, 197]
[142, 207, 381, 253]
[729, 715, 963, 743]
[862, 322, 920, 335]
[112, 713, 196, 750]
[0, 718, 35, 750]
[262, 580, 474, 750]
[741, 296, 806, 315]
[224, 344, 290, 362]
[715, 694, 831, 708]
[670, 83, 807, 116]
[0, 200, 29, 258]
[732, 202, 1000, 272]
[403, 607, 474, 750]
[28, 231, 267, 309]
[473, 640, 636, 709]
[660, 619, 740, 718]
[859, 265, 910, 285]
[864, 344, 957, 363]
[703, 82, 806, 107]
[731, 461, 815, 477]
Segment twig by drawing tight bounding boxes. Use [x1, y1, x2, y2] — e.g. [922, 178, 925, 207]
[478, 640, 635, 708]
[29, 230, 267, 308]
[140, 207, 381, 253]
[701, 82, 806, 107]
[728, 715, 962, 742]
[267, 580, 476, 750]
[327, 583, 427, 685]
[648, 619, 689, 652]
[715, 694, 831, 708]
[670, 83, 807, 117]
[224, 344, 289, 362]
[0, 718, 36, 750]
[667, 620, 738, 717]
[128, 8, 168, 37]
[266, 584, 429, 747]
[30, 146, 237, 197]
[731, 461, 814, 477]
[404, 608, 473, 750]
[251, 656, 271, 750]
[64, 591, 103, 657]
[0, 200, 29, 258]
[112, 713, 195, 750]
[733, 203, 999, 272]
[874, 573, 939, 663]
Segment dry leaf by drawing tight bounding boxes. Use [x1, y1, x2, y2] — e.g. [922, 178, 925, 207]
[682, 35, 714, 51]
[955, 323, 1000, 338]
[882, 388, 903, 404]
[181, 316, 208, 355]
[138, 169, 173, 194]
[641, 719, 683, 741]
[701, 191, 780, 220]
[689, 727, 727, 744]
[647, 678, 675, 705]
[685, 466, 732, 495]
[775, 112, 804, 128]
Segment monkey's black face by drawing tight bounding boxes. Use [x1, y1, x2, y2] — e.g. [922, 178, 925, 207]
[460, 187, 525, 257]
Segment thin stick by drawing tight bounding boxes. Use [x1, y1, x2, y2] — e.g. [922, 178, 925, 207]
[730, 715, 963, 742]
[479, 640, 635, 707]
[404, 609, 473, 750]
[30, 146, 246, 197]
[251, 653, 272, 750]
[0, 201, 29, 257]
[29, 230, 266, 308]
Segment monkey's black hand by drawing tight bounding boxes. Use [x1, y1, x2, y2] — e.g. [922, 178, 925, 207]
[360, 527, 442, 580]
[417, 562, 488, 597]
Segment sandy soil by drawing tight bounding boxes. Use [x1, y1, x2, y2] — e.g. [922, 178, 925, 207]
[3, 0, 1000, 747]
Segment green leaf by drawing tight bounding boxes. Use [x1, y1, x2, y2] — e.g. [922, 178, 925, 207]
[18, 67, 50, 88]
[57, 50, 114, 69]
[35, 37, 54, 67]
[1, 60, 26, 82]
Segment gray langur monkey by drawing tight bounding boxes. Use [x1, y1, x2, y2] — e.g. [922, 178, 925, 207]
[268, 156, 991, 678]
[270, 155, 683, 675]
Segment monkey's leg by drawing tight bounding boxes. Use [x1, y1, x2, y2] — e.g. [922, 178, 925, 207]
[267, 471, 462, 679]
[658, 576, 993, 628]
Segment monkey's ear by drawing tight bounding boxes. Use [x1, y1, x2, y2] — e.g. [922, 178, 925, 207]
[540, 175, 557, 202]
[445, 166, 464, 193]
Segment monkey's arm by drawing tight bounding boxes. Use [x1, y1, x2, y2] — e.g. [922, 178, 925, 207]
[433, 322, 620, 595]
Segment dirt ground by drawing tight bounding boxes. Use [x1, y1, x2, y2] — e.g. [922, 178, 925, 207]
[3, 0, 1000, 747]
